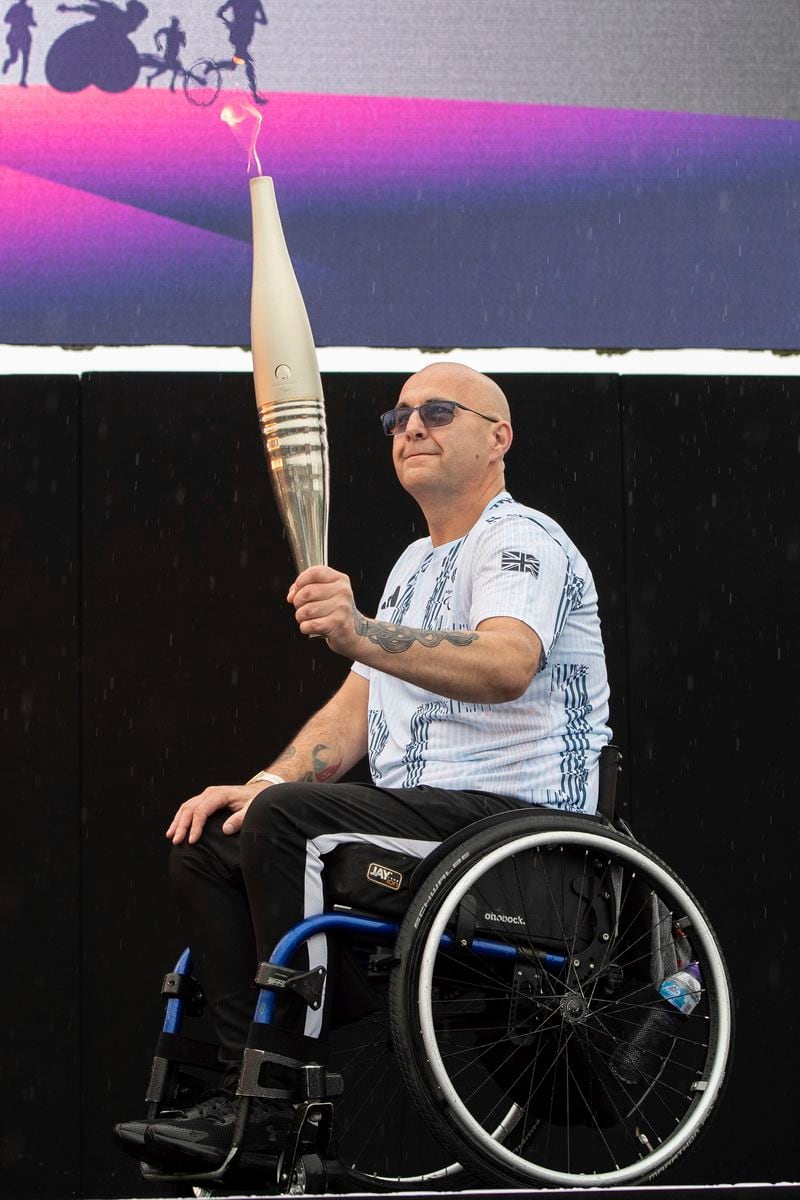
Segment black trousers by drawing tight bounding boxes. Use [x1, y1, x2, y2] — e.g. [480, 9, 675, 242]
[169, 781, 527, 1066]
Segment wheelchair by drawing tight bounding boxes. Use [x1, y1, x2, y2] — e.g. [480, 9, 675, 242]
[136, 748, 732, 1194]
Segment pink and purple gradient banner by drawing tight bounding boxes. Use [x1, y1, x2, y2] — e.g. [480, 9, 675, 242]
[2, 85, 799, 345]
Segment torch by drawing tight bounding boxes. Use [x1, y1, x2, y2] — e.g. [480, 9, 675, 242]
[249, 176, 329, 574]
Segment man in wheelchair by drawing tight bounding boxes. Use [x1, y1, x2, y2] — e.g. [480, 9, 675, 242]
[113, 362, 615, 1184]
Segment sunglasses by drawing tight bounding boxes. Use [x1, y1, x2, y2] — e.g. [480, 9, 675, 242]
[380, 399, 501, 437]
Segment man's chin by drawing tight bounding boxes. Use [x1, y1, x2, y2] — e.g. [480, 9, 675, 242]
[396, 467, 443, 502]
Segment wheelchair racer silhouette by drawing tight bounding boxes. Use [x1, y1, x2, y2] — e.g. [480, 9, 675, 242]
[45, 0, 147, 92]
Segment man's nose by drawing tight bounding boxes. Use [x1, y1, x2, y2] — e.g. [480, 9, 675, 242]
[404, 408, 427, 438]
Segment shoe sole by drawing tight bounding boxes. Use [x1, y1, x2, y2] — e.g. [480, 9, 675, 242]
[148, 1122, 287, 1172]
[113, 1122, 188, 1169]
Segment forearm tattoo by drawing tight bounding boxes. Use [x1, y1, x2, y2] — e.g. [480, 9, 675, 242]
[307, 742, 341, 783]
[354, 610, 478, 654]
[274, 742, 341, 783]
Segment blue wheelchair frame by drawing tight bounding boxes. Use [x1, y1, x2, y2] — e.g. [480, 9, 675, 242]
[151, 911, 568, 1190]
[164, 913, 567, 1036]
[166, 913, 567, 1029]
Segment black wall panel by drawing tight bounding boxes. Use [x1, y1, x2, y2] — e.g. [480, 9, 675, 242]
[79, 370, 624, 1197]
[622, 376, 800, 1182]
[0, 377, 80, 1198]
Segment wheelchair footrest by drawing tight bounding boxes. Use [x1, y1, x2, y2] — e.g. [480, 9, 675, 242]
[139, 1095, 349, 1194]
[139, 1094, 258, 1187]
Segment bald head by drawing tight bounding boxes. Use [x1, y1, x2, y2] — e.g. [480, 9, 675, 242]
[399, 363, 511, 425]
[391, 362, 514, 541]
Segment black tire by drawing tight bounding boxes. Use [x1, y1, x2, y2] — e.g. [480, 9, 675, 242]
[389, 812, 732, 1189]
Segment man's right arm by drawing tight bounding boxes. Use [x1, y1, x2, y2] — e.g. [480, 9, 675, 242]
[260, 670, 369, 785]
[166, 671, 369, 845]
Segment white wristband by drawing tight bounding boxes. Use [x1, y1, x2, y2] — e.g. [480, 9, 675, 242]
[246, 771, 286, 787]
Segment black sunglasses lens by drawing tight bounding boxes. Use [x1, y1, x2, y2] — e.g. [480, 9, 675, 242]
[381, 408, 416, 435]
[421, 401, 456, 427]
[381, 401, 457, 435]
[381, 409, 402, 435]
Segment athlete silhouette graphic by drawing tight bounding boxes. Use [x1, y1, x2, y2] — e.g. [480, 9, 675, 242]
[46, 0, 147, 92]
[215, 0, 267, 104]
[143, 15, 186, 89]
[2, 0, 36, 87]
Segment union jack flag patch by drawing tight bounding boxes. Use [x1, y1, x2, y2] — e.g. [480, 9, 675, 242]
[501, 550, 540, 577]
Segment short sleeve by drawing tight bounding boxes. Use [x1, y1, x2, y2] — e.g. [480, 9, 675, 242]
[469, 518, 571, 663]
[349, 543, 426, 682]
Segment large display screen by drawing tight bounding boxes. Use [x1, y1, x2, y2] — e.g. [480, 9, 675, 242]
[1, 1, 799, 347]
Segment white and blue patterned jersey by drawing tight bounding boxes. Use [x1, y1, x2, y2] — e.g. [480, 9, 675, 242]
[351, 491, 611, 812]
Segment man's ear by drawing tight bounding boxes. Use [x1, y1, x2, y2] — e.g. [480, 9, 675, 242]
[491, 422, 513, 460]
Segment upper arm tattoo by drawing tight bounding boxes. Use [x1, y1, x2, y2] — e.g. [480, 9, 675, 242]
[354, 610, 478, 655]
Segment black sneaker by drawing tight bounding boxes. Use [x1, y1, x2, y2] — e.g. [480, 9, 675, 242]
[113, 1117, 155, 1164]
[146, 1091, 294, 1171]
[113, 1088, 237, 1169]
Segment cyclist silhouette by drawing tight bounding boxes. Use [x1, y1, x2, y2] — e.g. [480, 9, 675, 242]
[142, 15, 186, 90]
[215, 0, 267, 104]
[46, 0, 148, 92]
[2, 0, 36, 87]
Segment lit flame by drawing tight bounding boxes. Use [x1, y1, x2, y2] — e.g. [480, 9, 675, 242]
[220, 101, 264, 176]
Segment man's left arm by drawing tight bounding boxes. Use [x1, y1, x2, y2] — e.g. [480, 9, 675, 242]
[288, 567, 541, 704]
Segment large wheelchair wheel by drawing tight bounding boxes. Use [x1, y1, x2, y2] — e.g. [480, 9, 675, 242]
[389, 812, 732, 1188]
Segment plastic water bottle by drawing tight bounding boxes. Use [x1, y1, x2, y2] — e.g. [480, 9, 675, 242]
[658, 961, 702, 1015]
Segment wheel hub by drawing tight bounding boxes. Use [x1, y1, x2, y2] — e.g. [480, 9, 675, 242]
[560, 992, 588, 1023]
